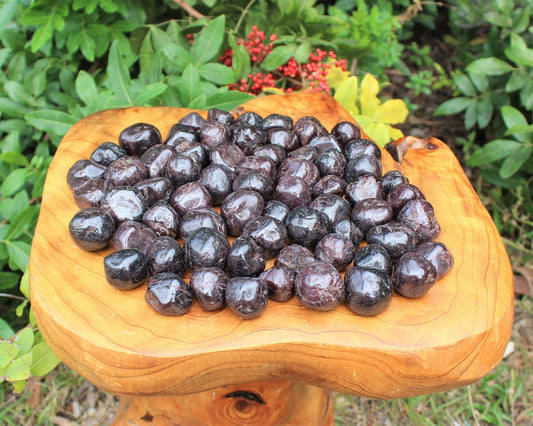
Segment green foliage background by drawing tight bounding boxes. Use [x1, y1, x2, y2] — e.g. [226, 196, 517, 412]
[0, 0, 531, 395]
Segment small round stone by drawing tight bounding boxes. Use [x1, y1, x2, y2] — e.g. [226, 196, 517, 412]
[90, 142, 127, 166]
[146, 236, 185, 276]
[241, 216, 287, 259]
[366, 222, 416, 260]
[169, 182, 212, 216]
[393, 252, 438, 298]
[72, 178, 108, 209]
[415, 241, 454, 279]
[351, 198, 393, 235]
[344, 154, 382, 182]
[396, 199, 441, 242]
[275, 244, 316, 273]
[189, 267, 228, 311]
[119, 123, 162, 156]
[220, 189, 264, 237]
[311, 175, 347, 198]
[226, 277, 269, 320]
[179, 208, 226, 239]
[285, 206, 328, 249]
[199, 164, 235, 206]
[145, 273, 193, 315]
[259, 265, 295, 302]
[352, 244, 392, 275]
[104, 156, 148, 187]
[381, 170, 409, 193]
[134, 177, 173, 206]
[112, 220, 157, 257]
[264, 200, 291, 223]
[183, 228, 230, 270]
[314, 233, 355, 271]
[69, 207, 115, 251]
[104, 249, 147, 290]
[101, 186, 148, 223]
[67, 159, 106, 189]
[142, 200, 179, 238]
[294, 261, 344, 311]
[331, 121, 361, 147]
[275, 176, 311, 210]
[309, 194, 351, 231]
[333, 219, 363, 247]
[227, 236, 266, 277]
[344, 267, 392, 316]
[140, 144, 174, 178]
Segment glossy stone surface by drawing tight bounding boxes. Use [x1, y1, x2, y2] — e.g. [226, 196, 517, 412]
[189, 267, 228, 311]
[263, 200, 291, 223]
[142, 200, 179, 238]
[331, 121, 361, 147]
[67, 159, 106, 189]
[140, 144, 174, 178]
[179, 208, 226, 239]
[344, 139, 381, 161]
[344, 266, 392, 316]
[69, 207, 115, 251]
[275, 176, 311, 209]
[101, 186, 148, 223]
[166, 153, 202, 187]
[259, 265, 295, 302]
[392, 252, 438, 298]
[72, 178, 108, 209]
[352, 244, 392, 275]
[118, 122, 162, 156]
[145, 272, 193, 316]
[366, 222, 416, 260]
[134, 177, 173, 206]
[396, 199, 441, 242]
[344, 154, 382, 182]
[104, 249, 147, 290]
[285, 206, 328, 249]
[345, 175, 385, 205]
[225, 277, 269, 320]
[311, 175, 347, 198]
[315, 149, 346, 177]
[351, 198, 393, 234]
[333, 219, 363, 247]
[112, 220, 157, 256]
[146, 236, 185, 276]
[221, 189, 264, 237]
[415, 241, 454, 279]
[183, 228, 230, 270]
[169, 182, 212, 216]
[314, 233, 355, 271]
[90, 142, 127, 166]
[309, 194, 351, 230]
[227, 236, 266, 277]
[198, 164, 234, 206]
[386, 183, 426, 214]
[104, 156, 148, 187]
[233, 170, 275, 200]
[241, 216, 287, 259]
[381, 170, 409, 193]
[294, 261, 344, 311]
[293, 115, 327, 146]
[275, 244, 316, 273]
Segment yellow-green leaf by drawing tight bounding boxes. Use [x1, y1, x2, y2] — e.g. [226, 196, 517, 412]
[364, 121, 390, 147]
[374, 99, 409, 124]
[326, 64, 350, 90]
[359, 73, 380, 116]
[333, 76, 358, 115]
[386, 125, 404, 141]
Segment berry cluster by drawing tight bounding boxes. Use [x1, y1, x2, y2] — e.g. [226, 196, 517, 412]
[217, 26, 348, 95]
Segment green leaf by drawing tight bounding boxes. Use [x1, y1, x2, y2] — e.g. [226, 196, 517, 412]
[176, 64, 201, 107]
[25, 110, 77, 137]
[506, 72, 526, 92]
[191, 15, 226, 65]
[433, 97, 474, 116]
[75, 71, 98, 106]
[0, 191, 30, 221]
[500, 144, 532, 178]
[0, 152, 28, 167]
[261, 45, 295, 71]
[0, 1, 19, 31]
[0, 272, 19, 291]
[12, 327, 34, 356]
[504, 124, 533, 137]
[464, 101, 478, 130]
[505, 33, 533, 67]
[198, 63, 236, 85]
[501, 105, 529, 143]
[467, 139, 521, 166]
[452, 72, 476, 96]
[0, 342, 19, 369]
[19, 269, 29, 299]
[477, 95, 493, 129]
[131, 82, 167, 105]
[5, 207, 38, 241]
[6, 240, 31, 271]
[294, 40, 312, 63]
[29, 341, 61, 377]
[4, 352, 31, 382]
[333, 76, 358, 115]
[4, 82, 34, 106]
[106, 40, 133, 105]
[0, 97, 32, 118]
[0, 169, 27, 197]
[204, 90, 254, 111]
[228, 33, 250, 81]
[466, 57, 514, 76]
[0, 318, 14, 340]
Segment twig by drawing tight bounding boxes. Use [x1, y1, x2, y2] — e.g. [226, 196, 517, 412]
[172, 0, 205, 20]
[467, 385, 480, 426]
[0, 293, 26, 301]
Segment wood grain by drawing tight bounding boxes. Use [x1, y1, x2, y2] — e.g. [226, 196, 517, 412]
[112, 380, 333, 426]
[29, 92, 514, 399]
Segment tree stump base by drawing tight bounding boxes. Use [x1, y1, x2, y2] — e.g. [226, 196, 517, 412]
[112, 380, 334, 426]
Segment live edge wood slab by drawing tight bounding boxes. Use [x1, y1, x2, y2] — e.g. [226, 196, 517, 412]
[30, 93, 513, 408]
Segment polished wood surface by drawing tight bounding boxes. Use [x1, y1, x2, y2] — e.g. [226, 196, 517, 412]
[29, 92, 514, 399]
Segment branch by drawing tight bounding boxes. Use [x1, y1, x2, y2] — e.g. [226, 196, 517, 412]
[172, 0, 206, 20]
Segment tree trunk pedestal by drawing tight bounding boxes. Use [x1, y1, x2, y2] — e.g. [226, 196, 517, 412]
[112, 380, 333, 426]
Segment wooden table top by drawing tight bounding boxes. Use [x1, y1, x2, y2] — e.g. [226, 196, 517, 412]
[29, 92, 514, 398]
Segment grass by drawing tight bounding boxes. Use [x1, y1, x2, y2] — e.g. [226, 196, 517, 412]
[2, 297, 532, 425]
